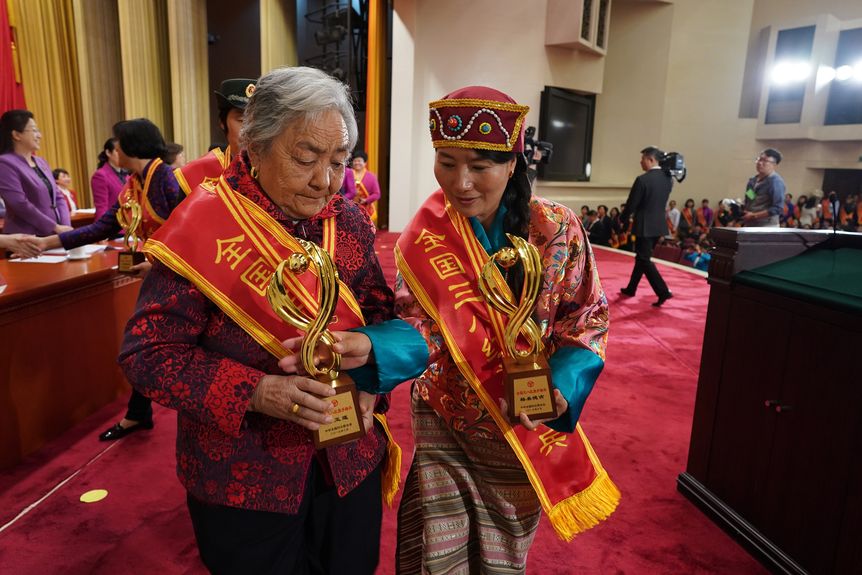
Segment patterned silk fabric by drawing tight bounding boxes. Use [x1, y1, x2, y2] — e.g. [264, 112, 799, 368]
[395, 196, 609, 440]
[119, 153, 394, 513]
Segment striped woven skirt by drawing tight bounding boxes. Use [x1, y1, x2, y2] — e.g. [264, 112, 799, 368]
[396, 389, 542, 574]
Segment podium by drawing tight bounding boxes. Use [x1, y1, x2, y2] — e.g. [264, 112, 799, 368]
[678, 228, 862, 575]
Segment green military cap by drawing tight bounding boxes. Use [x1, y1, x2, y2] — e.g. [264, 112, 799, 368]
[214, 78, 258, 110]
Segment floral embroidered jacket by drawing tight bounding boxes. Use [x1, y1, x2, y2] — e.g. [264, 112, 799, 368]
[395, 195, 609, 438]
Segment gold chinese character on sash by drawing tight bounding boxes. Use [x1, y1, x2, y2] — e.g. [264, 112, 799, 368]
[538, 429, 568, 456]
[215, 235, 252, 270]
[415, 229, 446, 253]
[448, 280, 483, 310]
[241, 257, 274, 296]
[481, 337, 499, 360]
[200, 176, 220, 192]
[430, 253, 465, 280]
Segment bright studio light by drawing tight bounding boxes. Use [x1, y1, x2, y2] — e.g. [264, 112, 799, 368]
[770, 60, 811, 85]
[835, 65, 854, 81]
[831, 62, 862, 82]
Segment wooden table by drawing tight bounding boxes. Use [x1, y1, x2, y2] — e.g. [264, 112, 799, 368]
[0, 245, 141, 469]
[0, 209, 94, 233]
[71, 209, 96, 228]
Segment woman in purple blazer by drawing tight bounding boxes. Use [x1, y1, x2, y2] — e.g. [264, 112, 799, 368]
[90, 137, 129, 220]
[0, 110, 72, 236]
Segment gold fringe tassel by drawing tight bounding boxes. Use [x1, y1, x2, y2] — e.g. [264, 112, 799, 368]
[374, 413, 402, 507]
[546, 470, 621, 542]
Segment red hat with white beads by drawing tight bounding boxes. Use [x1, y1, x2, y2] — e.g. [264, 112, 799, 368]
[428, 86, 529, 153]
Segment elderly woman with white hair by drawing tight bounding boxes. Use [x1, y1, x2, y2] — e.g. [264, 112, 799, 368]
[119, 67, 412, 574]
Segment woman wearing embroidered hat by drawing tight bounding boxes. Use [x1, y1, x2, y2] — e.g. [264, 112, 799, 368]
[285, 85, 620, 573]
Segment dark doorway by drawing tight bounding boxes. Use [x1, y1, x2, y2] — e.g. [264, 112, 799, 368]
[207, 0, 261, 148]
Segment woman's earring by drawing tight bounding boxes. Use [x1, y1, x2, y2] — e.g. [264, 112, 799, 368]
[250, 166, 259, 180]
[508, 171, 515, 179]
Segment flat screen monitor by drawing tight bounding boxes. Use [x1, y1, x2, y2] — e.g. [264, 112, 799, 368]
[538, 87, 595, 182]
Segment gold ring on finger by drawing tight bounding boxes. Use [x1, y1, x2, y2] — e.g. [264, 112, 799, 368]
[291, 403, 301, 414]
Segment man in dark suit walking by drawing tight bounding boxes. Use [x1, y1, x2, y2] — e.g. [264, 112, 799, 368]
[619, 146, 674, 306]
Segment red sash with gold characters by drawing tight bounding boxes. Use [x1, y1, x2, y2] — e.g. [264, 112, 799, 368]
[143, 177, 402, 504]
[396, 189, 619, 541]
[175, 147, 230, 197]
[118, 157, 167, 241]
[353, 170, 377, 222]
[144, 178, 364, 357]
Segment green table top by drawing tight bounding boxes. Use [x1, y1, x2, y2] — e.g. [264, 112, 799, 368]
[735, 247, 862, 314]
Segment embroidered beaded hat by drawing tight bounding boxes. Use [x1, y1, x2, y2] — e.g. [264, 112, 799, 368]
[428, 86, 529, 153]
[214, 78, 258, 111]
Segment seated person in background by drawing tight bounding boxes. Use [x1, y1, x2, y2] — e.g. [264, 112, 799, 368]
[0, 109, 72, 236]
[165, 142, 186, 169]
[52, 168, 78, 215]
[839, 193, 860, 232]
[580, 204, 590, 224]
[798, 195, 819, 229]
[696, 198, 713, 229]
[781, 193, 796, 227]
[91, 137, 129, 220]
[589, 206, 612, 246]
[35, 118, 184, 442]
[666, 199, 680, 238]
[682, 238, 712, 272]
[678, 198, 695, 238]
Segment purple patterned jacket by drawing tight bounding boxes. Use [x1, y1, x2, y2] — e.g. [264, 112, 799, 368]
[119, 154, 394, 513]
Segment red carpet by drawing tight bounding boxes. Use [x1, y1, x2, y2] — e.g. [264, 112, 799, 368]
[0, 236, 767, 574]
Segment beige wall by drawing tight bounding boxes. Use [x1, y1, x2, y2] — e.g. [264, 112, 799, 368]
[390, 0, 862, 230]
[389, 0, 608, 230]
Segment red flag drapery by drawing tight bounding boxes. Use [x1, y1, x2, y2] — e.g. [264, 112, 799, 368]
[1, 0, 26, 113]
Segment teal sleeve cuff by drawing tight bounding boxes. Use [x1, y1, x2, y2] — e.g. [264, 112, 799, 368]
[545, 347, 604, 434]
[347, 319, 429, 393]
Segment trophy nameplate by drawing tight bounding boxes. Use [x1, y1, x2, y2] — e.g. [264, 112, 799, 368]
[479, 234, 558, 423]
[503, 355, 556, 421]
[117, 251, 146, 273]
[116, 198, 145, 274]
[267, 241, 364, 448]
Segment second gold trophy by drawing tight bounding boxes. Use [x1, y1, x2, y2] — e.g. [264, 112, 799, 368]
[267, 239, 364, 448]
[478, 234, 557, 423]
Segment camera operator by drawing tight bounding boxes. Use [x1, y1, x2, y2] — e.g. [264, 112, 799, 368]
[619, 146, 674, 307]
[523, 126, 552, 185]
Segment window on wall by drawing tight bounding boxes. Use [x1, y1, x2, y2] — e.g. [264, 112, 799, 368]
[765, 25, 816, 124]
[825, 28, 862, 125]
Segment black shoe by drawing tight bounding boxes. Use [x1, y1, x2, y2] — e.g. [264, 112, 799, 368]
[652, 292, 674, 307]
[98, 419, 154, 441]
[619, 287, 636, 297]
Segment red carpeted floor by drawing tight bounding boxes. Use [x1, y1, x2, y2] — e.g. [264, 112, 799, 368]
[0, 235, 768, 574]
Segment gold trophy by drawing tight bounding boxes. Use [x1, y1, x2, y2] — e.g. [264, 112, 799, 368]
[479, 234, 557, 423]
[266, 239, 364, 448]
[116, 198, 146, 273]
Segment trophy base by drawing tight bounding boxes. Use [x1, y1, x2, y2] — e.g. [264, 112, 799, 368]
[503, 355, 557, 422]
[313, 375, 365, 449]
[117, 251, 146, 274]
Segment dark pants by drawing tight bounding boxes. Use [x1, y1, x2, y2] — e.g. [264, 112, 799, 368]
[124, 390, 152, 422]
[187, 461, 383, 575]
[625, 236, 670, 297]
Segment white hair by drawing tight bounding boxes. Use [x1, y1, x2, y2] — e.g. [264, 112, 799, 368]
[241, 66, 358, 159]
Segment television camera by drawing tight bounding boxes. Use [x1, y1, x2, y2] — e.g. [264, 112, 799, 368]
[524, 126, 553, 166]
[660, 151, 686, 183]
